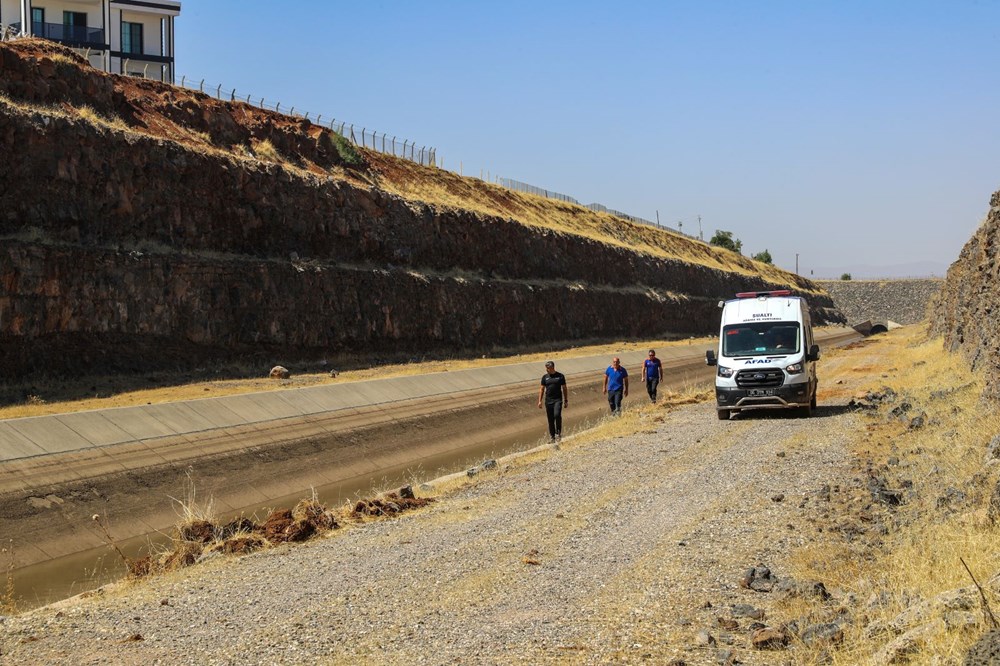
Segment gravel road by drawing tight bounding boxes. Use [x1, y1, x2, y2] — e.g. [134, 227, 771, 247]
[1, 393, 869, 664]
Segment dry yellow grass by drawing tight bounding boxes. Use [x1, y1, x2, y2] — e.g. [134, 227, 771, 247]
[367, 150, 820, 291]
[782, 327, 1000, 664]
[251, 138, 282, 163]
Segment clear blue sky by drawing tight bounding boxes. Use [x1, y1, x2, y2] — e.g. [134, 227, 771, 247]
[176, 1, 1000, 278]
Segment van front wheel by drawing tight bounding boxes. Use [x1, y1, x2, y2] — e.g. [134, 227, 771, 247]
[798, 404, 812, 418]
[717, 409, 730, 421]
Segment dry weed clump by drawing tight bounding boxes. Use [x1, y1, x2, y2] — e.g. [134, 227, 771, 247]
[350, 490, 435, 519]
[124, 485, 433, 582]
[781, 328, 1000, 663]
[251, 138, 283, 163]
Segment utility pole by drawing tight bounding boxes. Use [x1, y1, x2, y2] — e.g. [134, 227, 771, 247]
[656, 210, 660, 228]
[697, 215, 703, 240]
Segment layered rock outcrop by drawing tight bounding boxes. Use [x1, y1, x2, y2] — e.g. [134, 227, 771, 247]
[817, 279, 942, 328]
[0, 39, 842, 380]
[930, 189, 1000, 399]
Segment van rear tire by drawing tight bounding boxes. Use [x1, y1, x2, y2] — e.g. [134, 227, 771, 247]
[717, 409, 730, 421]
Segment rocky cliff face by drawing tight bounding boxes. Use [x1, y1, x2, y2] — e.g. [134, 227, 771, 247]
[0, 40, 842, 380]
[929, 189, 1000, 399]
[817, 279, 942, 327]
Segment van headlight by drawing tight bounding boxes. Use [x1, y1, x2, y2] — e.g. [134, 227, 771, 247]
[786, 362, 803, 375]
[718, 365, 734, 378]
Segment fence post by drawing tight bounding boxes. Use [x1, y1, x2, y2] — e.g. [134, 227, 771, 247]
[289, 107, 294, 115]
[246, 93, 251, 103]
[199, 78, 204, 92]
[275, 102, 280, 113]
[180, 75, 185, 87]
[231, 89, 236, 101]
[216, 84, 221, 98]
[349, 124, 356, 143]
[304, 112, 309, 120]
[403, 140, 409, 159]
[259, 97, 265, 108]
[392, 136, 397, 156]
[316, 114, 322, 124]
[381, 133, 385, 152]
[361, 128, 366, 147]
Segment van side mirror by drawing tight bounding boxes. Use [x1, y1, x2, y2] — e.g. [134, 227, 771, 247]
[807, 344, 820, 361]
[706, 350, 717, 366]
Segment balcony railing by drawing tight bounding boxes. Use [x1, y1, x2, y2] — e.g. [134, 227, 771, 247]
[14, 21, 106, 49]
[118, 51, 173, 64]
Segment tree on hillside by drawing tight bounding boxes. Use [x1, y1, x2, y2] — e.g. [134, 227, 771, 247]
[840, 273, 852, 281]
[751, 249, 773, 264]
[709, 230, 742, 254]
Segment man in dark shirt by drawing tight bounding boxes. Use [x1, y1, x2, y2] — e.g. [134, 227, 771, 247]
[537, 360, 568, 442]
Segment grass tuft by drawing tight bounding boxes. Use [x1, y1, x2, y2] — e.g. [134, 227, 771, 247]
[252, 138, 283, 163]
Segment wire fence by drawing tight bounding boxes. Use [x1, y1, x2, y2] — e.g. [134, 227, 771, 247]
[175, 75, 436, 167]
[495, 176, 703, 242]
[5, 31, 703, 241]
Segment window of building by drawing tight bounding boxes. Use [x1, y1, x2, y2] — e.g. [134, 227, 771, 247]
[121, 21, 143, 54]
[62, 11, 87, 42]
[31, 7, 45, 36]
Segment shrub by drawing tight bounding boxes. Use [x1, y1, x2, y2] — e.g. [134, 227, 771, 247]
[710, 230, 742, 254]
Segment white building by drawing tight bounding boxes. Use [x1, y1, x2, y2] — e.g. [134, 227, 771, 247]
[1, 0, 180, 82]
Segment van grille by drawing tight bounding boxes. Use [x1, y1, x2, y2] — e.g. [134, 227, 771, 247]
[735, 368, 784, 388]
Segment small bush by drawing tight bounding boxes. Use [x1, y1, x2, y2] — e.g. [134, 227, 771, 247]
[329, 132, 362, 166]
[840, 273, 852, 280]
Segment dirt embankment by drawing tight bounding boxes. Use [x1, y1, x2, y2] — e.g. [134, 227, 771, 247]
[0, 39, 841, 386]
[929, 188, 1000, 398]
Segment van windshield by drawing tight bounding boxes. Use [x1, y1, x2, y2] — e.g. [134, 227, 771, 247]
[722, 322, 801, 357]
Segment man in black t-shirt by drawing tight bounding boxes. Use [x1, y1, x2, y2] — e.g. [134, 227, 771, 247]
[537, 360, 568, 442]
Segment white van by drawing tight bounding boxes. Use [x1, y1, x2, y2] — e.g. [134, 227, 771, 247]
[705, 290, 819, 420]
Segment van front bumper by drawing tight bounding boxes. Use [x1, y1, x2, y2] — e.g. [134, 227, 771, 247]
[715, 382, 813, 410]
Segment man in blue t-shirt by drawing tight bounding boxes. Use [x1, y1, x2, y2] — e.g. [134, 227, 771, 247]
[642, 349, 663, 403]
[602, 357, 629, 415]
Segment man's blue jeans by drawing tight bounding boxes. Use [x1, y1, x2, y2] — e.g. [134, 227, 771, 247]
[607, 389, 623, 414]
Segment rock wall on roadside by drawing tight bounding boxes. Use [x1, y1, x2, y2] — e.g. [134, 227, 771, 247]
[816, 279, 942, 328]
[0, 40, 842, 379]
[929, 189, 1000, 399]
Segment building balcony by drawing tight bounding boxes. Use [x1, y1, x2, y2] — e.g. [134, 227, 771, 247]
[13, 22, 107, 50]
